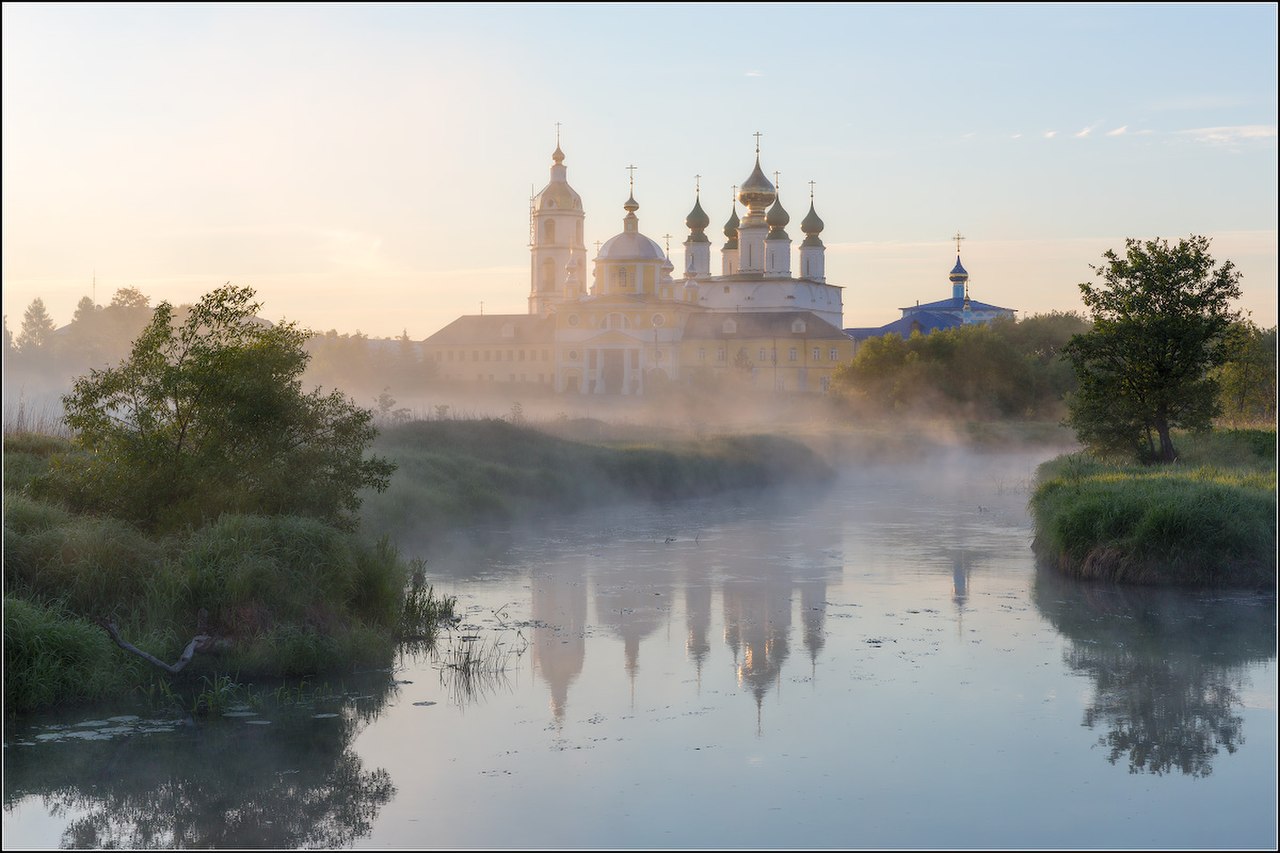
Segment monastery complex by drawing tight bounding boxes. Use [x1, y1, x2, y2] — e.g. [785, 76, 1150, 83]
[422, 138, 1013, 395]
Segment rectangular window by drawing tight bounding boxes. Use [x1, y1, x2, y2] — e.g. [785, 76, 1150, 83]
[519, 350, 525, 361]
[759, 348, 766, 362]
[812, 347, 821, 361]
[829, 348, 838, 361]
[472, 351, 479, 362]
[698, 348, 706, 361]
[789, 347, 797, 362]
[717, 348, 726, 362]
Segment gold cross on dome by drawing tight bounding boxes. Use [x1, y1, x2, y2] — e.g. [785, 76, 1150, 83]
[626, 164, 637, 192]
[753, 131, 762, 153]
[954, 231, 966, 254]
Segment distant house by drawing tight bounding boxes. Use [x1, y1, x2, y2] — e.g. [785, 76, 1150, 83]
[846, 252, 1015, 344]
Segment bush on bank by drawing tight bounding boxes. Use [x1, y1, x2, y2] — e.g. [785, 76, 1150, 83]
[1030, 429, 1276, 589]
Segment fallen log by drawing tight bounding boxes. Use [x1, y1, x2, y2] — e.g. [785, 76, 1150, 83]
[97, 619, 213, 675]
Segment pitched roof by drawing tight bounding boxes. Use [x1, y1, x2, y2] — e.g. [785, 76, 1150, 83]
[902, 296, 1014, 314]
[682, 311, 849, 341]
[422, 314, 554, 347]
[845, 311, 964, 342]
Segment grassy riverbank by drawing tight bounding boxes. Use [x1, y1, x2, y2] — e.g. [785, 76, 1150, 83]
[360, 418, 835, 536]
[3, 433, 452, 715]
[1030, 429, 1276, 589]
[5, 419, 832, 715]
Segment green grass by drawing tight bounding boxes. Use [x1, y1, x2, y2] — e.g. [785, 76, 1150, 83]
[2, 596, 140, 714]
[361, 418, 834, 536]
[1030, 429, 1276, 588]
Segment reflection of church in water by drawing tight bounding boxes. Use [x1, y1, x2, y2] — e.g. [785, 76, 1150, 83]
[527, 520, 838, 726]
[423, 135, 855, 394]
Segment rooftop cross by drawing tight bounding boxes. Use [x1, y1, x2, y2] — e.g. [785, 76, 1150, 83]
[662, 233, 673, 254]
[554, 121, 561, 145]
[808, 180, 816, 200]
[773, 170, 781, 189]
[954, 231, 966, 254]
[694, 174, 701, 195]
[626, 164, 637, 194]
[753, 131, 762, 154]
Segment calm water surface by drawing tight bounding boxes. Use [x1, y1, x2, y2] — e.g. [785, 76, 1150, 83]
[5, 448, 1277, 849]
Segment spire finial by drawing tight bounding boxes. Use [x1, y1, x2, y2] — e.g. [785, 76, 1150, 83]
[662, 233, 672, 255]
[695, 174, 701, 196]
[626, 164, 637, 195]
[808, 180, 815, 200]
[731, 184, 738, 208]
[773, 171, 781, 190]
[595, 240, 602, 254]
[753, 130, 762, 156]
[954, 231, 966, 255]
[555, 121, 561, 146]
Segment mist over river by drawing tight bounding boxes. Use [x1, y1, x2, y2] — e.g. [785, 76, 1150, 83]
[5, 447, 1276, 849]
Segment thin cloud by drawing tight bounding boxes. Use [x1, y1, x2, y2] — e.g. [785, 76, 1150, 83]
[744, 70, 764, 77]
[1074, 122, 1102, 138]
[1010, 133, 1023, 139]
[1177, 124, 1277, 144]
[1106, 126, 1128, 136]
[1042, 130, 1058, 139]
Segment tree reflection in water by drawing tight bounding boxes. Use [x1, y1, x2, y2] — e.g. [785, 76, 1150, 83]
[1032, 567, 1276, 777]
[3, 677, 398, 849]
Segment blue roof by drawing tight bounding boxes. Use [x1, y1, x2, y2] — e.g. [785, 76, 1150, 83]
[902, 296, 1014, 314]
[845, 311, 963, 342]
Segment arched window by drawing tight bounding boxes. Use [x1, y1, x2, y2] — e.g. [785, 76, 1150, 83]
[543, 219, 556, 243]
[540, 259, 556, 288]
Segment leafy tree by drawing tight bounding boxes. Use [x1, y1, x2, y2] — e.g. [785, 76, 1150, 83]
[43, 284, 394, 531]
[16, 297, 57, 353]
[108, 286, 150, 311]
[1063, 235, 1243, 463]
[3, 314, 12, 352]
[72, 296, 99, 325]
[1215, 321, 1277, 426]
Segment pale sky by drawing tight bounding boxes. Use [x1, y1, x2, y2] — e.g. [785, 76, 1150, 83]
[3, 3, 1276, 340]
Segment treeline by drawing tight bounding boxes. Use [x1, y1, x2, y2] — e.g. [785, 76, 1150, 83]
[833, 312, 1091, 419]
[3, 287, 437, 410]
[833, 312, 1276, 423]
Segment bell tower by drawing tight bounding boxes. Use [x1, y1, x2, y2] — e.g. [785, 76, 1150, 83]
[529, 125, 587, 315]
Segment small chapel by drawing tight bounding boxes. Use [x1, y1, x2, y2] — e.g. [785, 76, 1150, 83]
[422, 137, 855, 395]
[845, 234, 1016, 344]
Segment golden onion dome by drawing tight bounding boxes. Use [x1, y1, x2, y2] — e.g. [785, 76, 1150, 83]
[738, 158, 776, 211]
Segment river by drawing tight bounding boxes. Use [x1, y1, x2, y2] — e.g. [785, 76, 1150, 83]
[4, 447, 1276, 849]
